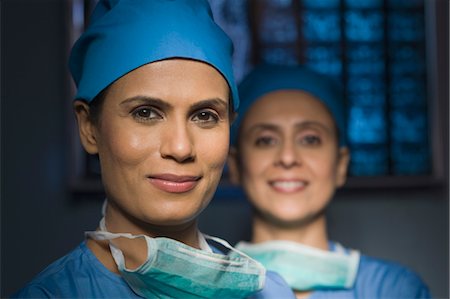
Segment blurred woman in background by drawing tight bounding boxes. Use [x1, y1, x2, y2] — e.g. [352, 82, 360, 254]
[228, 64, 430, 299]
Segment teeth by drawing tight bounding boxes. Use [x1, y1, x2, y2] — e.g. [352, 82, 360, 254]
[272, 181, 305, 190]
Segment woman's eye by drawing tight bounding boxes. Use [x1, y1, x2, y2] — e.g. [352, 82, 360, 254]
[255, 136, 277, 147]
[132, 107, 161, 121]
[192, 111, 219, 123]
[300, 135, 321, 146]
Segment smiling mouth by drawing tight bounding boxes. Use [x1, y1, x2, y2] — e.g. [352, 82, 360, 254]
[269, 180, 308, 193]
[148, 174, 201, 193]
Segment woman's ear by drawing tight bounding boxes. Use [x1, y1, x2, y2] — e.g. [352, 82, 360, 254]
[227, 146, 241, 185]
[336, 146, 350, 187]
[73, 100, 99, 154]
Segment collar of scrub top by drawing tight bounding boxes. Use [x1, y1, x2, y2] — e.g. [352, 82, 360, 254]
[231, 64, 347, 146]
[68, 0, 239, 111]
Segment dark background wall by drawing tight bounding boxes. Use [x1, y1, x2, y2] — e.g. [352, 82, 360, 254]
[1, 0, 448, 298]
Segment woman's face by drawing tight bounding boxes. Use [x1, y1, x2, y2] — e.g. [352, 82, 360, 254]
[229, 90, 349, 226]
[76, 59, 230, 230]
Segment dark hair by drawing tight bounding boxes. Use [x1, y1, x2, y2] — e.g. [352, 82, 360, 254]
[87, 87, 109, 125]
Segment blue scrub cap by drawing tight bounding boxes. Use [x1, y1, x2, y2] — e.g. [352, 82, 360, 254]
[231, 64, 347, 146]
[69, 0, 239, 111]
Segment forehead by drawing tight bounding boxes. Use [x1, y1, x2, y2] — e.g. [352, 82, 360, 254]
[104, 59, 230, 104]
[241, 90, 336, 129]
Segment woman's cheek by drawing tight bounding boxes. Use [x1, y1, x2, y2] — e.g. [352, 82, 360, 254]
[106, 128, 156, 164]
[249, 150, 271, 172]
[307, 151, 336, 178]
[204, 128, 230, 166]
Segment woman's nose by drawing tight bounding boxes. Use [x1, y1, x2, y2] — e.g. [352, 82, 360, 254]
[275, 139, 300, 168]
[160, 121, 195, 163]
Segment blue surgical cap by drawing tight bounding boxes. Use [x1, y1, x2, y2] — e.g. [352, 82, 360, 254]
[69, 0, 239, 111]
[231, 64, 346, 146]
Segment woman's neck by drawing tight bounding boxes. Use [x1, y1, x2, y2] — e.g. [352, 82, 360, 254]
[251, 214, 329, 251]
[104, 200, 201, 247]
[87, 201, 202, 274]
[250, 214, 329, 299]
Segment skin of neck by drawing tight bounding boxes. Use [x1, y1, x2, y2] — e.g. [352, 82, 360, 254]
[87, 201, 202, 273]
[250, 212, 329, 251]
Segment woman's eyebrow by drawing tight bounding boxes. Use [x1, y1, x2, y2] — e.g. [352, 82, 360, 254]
[295, 121, 333, 133]
[189, 98, 228, 111]
[119, 95, 172, 110]
[247, 123, 280, 135]
[246, 121, 333, 135]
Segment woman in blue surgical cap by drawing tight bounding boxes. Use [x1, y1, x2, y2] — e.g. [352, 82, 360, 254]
[228, 64, 431, 299]
[12, 1, 295, 298]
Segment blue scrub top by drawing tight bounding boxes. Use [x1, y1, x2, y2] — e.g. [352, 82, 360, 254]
[308, 254, 431, 299]
[11, 240, 295, 298]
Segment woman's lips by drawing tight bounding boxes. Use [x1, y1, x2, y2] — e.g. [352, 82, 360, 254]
[148, 174, 201, 193]
[269, 179, 307, 193]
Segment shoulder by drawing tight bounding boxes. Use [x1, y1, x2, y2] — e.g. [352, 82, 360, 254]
[11, 242, 89, 298]
[250, 270, 296, 299]
[355, 254, 431, 298]
[11, 241, 138, 298]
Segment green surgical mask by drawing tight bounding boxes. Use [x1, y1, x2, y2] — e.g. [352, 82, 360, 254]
[235, 240, 360, 291]
[86, 218, 266, 299]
